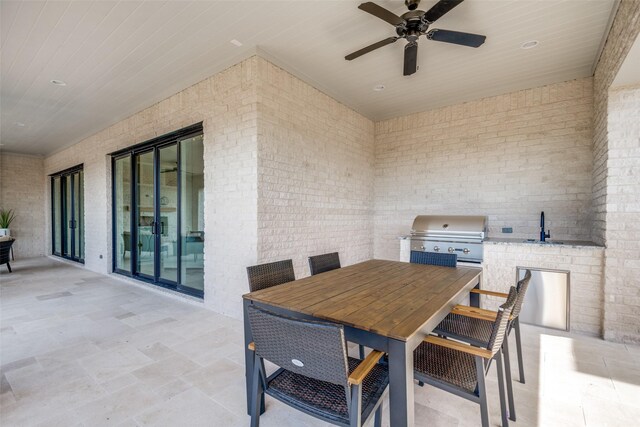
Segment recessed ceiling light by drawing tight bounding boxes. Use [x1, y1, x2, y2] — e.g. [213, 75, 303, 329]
[520, 40, 539, 50]
[15, 122, 25, 127]
[230, 39, 243, 47]
[50, 79, 67, 86]
[373, 84, 386, 92]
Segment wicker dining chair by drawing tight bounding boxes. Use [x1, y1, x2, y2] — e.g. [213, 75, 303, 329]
[308, 252, 341, 276]
[414, 286, 518, 427]
[432, 270, 532, 422]
[247, 305, 388, 427]
[410, 250, 457, 267]
[246, 259, 295, 292]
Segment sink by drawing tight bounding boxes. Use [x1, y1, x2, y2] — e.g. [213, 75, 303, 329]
[523, 239, 564, 245]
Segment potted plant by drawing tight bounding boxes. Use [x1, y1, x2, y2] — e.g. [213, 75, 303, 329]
[0, 209, 16, 236]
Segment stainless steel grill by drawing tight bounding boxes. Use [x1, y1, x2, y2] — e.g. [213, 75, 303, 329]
[408, 215, 487, 264]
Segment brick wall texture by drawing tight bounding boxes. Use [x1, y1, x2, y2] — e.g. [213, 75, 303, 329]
[0, 153, 46, 258]
[604, 85, 640, 343]
[256, 58, 375, 277]
[374, 78, 594, 261]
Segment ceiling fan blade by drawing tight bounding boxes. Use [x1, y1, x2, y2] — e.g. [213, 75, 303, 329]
[427, 29, 486, 47]
[358, 2, 405, 26]
[403, 42, 418, 76]
[345, 37, 399, 60]
[423, 0, 464, 24]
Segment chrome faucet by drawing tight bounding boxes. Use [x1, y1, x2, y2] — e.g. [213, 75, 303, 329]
[540, 211, 550, 242]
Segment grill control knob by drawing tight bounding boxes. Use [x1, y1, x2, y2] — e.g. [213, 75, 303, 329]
[448, 247, 455, 253]
[463, 248, 470, 254]
[433, 246, 440, 252]
[420, 245, 425, 250]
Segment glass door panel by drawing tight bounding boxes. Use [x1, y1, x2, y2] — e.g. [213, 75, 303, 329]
[136, 150, 155, 278]
[158, 144, 178, 283]
[52, 177, 62, 255]
[114, 157, 131, 272]
[73, 171, 84, 261]
[64, 176, 72, 257]
[179, 136, 204, 293]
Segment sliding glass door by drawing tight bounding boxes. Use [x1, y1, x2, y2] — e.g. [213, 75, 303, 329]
[112, 124, 204, 297]
[51, 165, 84, 263]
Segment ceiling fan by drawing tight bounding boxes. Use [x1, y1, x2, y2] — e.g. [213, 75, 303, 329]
[345, 0, 486, 76]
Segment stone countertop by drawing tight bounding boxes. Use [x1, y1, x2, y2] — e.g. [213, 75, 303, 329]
[485, 237, 604, 248]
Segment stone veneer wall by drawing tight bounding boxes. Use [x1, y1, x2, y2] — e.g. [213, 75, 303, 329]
[0, 152, 46, 258]
[483, 242, 604, 336]
[603, 85, 640, 343]
[44, 59, 259, 318]
[374, 78, 594, 261]
[591, 0, 640, 247]
[256, 58, 375, 276]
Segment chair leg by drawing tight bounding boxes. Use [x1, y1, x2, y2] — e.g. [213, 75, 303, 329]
[476, 356, 490, 427]
[502, 338, 516, 421]
[495, 350, 509, 427]
[514, 318, 525, 384]
[6, 262, 11, 273]
[374, 404, 382, 427]
[250, 358, 263, 427]
[359, 344, 365, 360]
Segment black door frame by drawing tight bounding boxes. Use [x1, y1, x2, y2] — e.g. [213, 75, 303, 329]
[50, 164, 84, 263]
[110, 123, 203, 298]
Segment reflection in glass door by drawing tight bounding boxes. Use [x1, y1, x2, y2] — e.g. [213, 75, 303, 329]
[158, 144, 178, 283]
[111, 124, 204, 298]
[136, 150, 155, 279]
[50, 165, 84, 263]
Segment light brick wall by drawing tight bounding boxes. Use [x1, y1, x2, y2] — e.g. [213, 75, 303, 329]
[374, 78, 594, 261]
[603, 85, 640, 343]
[483, 242, 604, 336]
[590, 0, 640, 343]
[44, 58, 259, 318]
[256, 58, 375, 277]
[591, 0, 640, 246]
[0, 152, 46, 258]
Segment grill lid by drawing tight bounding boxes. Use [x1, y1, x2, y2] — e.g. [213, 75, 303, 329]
[411, 215, 487, 240]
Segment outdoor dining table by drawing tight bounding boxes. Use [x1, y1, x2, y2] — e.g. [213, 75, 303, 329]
[242, 259, 483, 427]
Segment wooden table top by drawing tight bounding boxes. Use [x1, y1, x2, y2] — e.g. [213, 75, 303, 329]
[243, 259, 482, 342]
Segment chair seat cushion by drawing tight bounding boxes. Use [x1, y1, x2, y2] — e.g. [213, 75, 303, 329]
[414, 341, 479, 394]
[434, 312, 493, 346]
[267, 356, 388, 425]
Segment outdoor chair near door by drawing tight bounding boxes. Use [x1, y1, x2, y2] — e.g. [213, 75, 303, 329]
[308, 252, 341, 276]
[410, 250, 457, 267]
[0, 237, 15, 273]
[432, 270, 532, 422]
[246, 259, 295, 292]
[247, 305, 388, 427]
[413, 286, 518, 427]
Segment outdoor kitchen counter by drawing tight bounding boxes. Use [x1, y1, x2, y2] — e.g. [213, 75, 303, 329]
[482, 240, 604, 336]
[484, 237, 603, 248]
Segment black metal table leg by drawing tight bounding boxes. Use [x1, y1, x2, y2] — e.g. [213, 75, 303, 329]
[388, 338, 414, 427]
[244, 299, 265, 415]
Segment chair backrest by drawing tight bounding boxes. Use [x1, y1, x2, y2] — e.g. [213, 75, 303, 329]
[248, 305, 349, 388]
[410, 250, 457, 267]
[512, 269, 532, 319]
[486, 286, 518, 355]
[246, 259, 295, 292]
[0, 239, 14, 263]
[308, 252, 341, 276]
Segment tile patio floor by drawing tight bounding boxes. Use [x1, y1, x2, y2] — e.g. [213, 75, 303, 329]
[1, 257, 639, 426]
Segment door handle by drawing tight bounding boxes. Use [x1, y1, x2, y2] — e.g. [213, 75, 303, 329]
[150, 221, 156, 234]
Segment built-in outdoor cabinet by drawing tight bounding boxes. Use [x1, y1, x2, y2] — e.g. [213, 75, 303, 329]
[517, 267, 569, 331]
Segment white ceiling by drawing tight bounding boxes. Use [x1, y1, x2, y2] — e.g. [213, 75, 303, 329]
[612, 32, 640, 88]
[1, 0, 616, 155]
